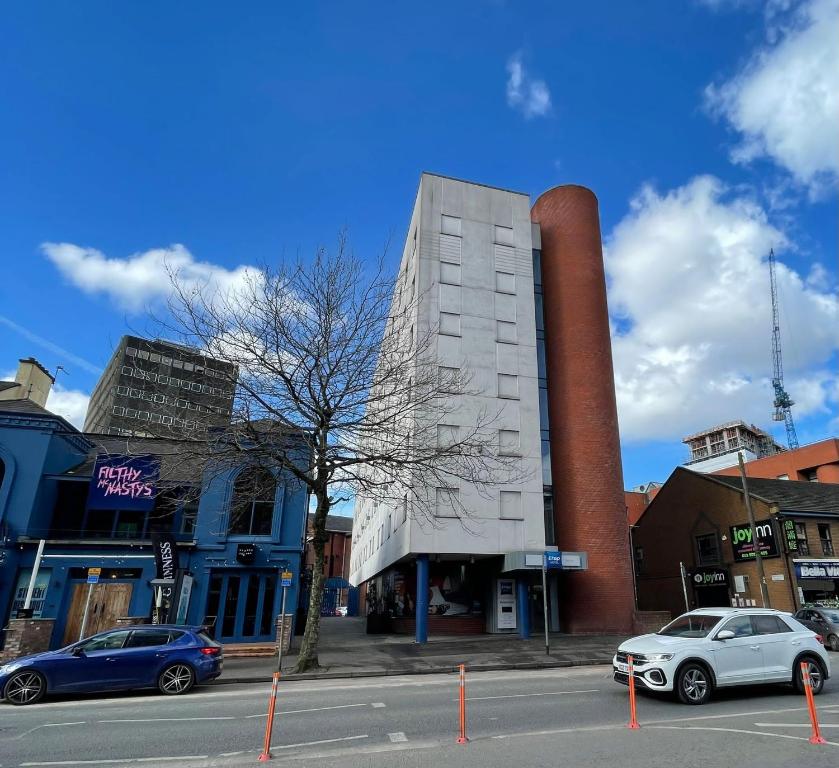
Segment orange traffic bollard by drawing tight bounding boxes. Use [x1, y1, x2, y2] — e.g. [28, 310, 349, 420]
[457, 663, 468, 744]
[258, 672, 281, 761]
[801, 661, 826, 745]
[627, 654, 640, 730]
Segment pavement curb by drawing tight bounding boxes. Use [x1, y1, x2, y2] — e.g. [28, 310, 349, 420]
[212, 656, 613, 684]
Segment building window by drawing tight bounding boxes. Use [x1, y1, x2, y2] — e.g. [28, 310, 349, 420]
[497, 320, 517, 344]
[695, 533, 720, 565]
[112, 406, 125, 416]
[500, 490, 523, 519]
[819, 524, 834, 556]
[499, 429, 520, 455]
[777, 474, 790, 480]
[437, 424, 458, 448]
[495, 271, 516, 294]
[795, 522, 810, 555]
[125, 347, 137, 356]
[125, 408, 138, 418]
[137, 350, 150, 360]
[229, 467, 276, 536]
[494, 225, 514, 246]
[438, 366, 459, 393]
[441, 214, 461, 237]
[435, 487, 458, 518]
[806, 470, 819, 482]
[498, 373, 519, 399]
[440, 261, 461, 285]
[439, 312, 461, 336]
[121, 366, 133, 375]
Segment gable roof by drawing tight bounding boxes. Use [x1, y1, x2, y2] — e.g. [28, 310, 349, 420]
[707, 473, 839, 516]
[307, 513, 353, 533]
[0, 381, 21, 393]
[0, 398, 54, 416]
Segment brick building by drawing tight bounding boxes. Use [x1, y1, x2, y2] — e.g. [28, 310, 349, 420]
[633, 468, 839, 619]
[304, 513, 352, 582]
[714, 437, 839, 484]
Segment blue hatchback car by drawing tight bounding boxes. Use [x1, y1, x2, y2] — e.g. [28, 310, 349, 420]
[0, 625, 223, 705]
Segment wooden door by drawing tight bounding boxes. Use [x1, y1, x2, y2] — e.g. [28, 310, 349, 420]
[63, 583, 134, 644]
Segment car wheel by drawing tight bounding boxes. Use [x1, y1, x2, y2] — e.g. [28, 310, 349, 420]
[828, 635, 839, 652]
[676, 663, 712, 705]
[794, 657, 825, 695]
[3, 670, 46, 705]
[158, 663, 195, 695]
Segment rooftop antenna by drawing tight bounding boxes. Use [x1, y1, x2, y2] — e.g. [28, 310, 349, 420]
[768, 248, 799, 449]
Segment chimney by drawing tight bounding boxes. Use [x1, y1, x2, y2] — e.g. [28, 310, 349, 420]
[14, 358, 55, 407]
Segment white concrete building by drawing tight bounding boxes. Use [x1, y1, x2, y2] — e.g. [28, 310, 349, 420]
[349, 173, 548, 633]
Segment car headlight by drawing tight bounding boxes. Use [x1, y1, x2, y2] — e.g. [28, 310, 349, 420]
[644, 654, 674, 662]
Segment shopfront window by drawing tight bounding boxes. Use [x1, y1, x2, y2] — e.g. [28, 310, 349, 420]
[696, 533, 720, 565]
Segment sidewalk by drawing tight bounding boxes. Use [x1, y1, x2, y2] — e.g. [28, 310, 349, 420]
[218, 616, 626, 683]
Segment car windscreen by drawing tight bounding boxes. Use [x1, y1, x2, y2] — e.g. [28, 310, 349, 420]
[658, 614, 723, 638]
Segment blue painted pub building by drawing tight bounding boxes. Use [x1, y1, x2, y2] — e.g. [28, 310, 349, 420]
[0, 400, 309, 649]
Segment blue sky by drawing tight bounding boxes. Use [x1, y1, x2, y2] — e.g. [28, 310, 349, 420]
[1, 0, 836, 492]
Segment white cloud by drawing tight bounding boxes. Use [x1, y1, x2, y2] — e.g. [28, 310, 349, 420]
[506, 53, 551, 119]
[704, 0, 839, 193]
[46, 385, 90, 429]
[606, 175, 839, 442]
[42, 242, 260, 312]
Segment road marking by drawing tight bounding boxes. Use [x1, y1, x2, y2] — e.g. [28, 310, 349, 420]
[98, 717, 236, 723]
[245, 702, 369, 718]
[270, 734, 369, 751]
[754, 722, 839, 728]
[2, 722, 86, 742]
[20, 760, 209, 767]
[463, 688, 599, 701]
[648, 724, 839, 747]
[388, 732, 408, 743]
[371, 702, 386, 708]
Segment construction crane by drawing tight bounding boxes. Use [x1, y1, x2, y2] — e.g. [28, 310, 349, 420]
[768, 248, 799, 449]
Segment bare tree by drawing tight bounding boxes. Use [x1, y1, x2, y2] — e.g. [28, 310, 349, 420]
[147, 235, 523, 672]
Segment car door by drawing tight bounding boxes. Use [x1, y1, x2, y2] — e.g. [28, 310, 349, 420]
[709, 615, 765, 685]
[117, 629, 179, 687]
[752, 614, 796, 681]
[47, 630, 132, 691]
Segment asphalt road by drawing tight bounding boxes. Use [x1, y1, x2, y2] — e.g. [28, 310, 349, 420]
[2, 665, 839, 767]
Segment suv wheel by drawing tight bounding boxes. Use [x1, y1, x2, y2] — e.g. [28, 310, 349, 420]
[676, 663, 712, 705]
[794, 657, 825, 695]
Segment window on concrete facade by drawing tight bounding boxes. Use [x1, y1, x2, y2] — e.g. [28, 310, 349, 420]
[819, 524, 834, 556]
[229, 467, 276, 536]
[695, 533, 720, 565]
[439, 312, 461, 336]
[498, 373, 518, 399]
[497, 320, 517, 344]
[438, 366, 459, 393]
[437, 424, 459, 448]
[795, 523, 810, 555]
[500, 490, 523, 519]
[441, 214, 461, 237]
[494, 225, 514, 246]
[495, 271, 516, 294]
[499, 429, 520, 455]
[435, 488, 459, 518]
[440, 261, 461, 285]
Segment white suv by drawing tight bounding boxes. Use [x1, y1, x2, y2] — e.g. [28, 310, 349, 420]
[614, 608, 830, 705]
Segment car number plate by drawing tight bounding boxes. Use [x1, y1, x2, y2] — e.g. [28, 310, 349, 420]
[616, 662, 629, 673]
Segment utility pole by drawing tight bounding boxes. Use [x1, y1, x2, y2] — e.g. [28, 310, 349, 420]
[738, 451, 771, 608]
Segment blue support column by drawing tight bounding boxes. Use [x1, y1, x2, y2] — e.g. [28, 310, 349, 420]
[517, 579, 530, 639]
[415, 554, 429, 644]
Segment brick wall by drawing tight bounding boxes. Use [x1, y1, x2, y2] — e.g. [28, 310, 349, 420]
[634, 469, 807, 617]
[531, 186, 635, 634]
[1, 619, 56, 662]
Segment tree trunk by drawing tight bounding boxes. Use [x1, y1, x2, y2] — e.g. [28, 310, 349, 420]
[294, 490, 330, 673]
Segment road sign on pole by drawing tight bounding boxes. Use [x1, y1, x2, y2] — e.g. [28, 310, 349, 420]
[280, 571, 293, 587]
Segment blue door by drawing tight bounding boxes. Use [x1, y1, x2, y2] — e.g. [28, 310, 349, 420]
[204, 571, 279, 642]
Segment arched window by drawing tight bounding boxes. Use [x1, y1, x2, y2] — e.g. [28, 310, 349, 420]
[229, 467, 276, 536]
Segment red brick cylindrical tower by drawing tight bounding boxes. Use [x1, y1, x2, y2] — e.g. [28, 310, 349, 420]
[531, 185, 634, 634]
